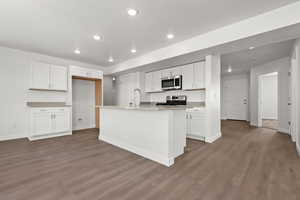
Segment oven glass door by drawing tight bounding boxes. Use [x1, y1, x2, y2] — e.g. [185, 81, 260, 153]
[162, 79, 175, 89]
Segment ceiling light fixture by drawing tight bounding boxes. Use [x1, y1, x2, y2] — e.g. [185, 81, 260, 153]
[227, 66, 232, 73]
[93, 34, 102, 41]
[108, 57, 114, 63]
[249, 46, 255, 50]
[127, 8, 138, 16]
[131, 48, 137, 53]
[167, 34, 174, 39]
[74, 49, 80, 54]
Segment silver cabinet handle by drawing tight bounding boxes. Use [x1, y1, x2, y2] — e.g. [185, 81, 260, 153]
[190, 114, 192, 119]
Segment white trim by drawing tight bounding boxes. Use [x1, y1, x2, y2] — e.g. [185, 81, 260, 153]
[277, 128, 289, 134]
[28, 131, 72, 141]
[297, 143, 300, 157]
[99, 134, 174, 167]
[205, 132, 222, 143]
[0, 134, 26, 141]
[187, 135, 205, 142]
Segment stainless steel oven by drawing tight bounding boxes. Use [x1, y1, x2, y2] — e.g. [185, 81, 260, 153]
[161, 75, 182, 90]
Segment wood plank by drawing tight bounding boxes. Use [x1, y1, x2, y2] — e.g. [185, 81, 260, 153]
[0, 121, 299, 200]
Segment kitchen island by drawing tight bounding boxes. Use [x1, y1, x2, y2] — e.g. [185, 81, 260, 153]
[99, 106, 187, 167]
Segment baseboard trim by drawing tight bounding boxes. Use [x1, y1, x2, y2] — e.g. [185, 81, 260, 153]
[277, 128, 289, 134]
[0, 135, 26, 141]
[205, 132, 222, 143]
[99, 134, 174, 167]
[28, 131, 72, 141]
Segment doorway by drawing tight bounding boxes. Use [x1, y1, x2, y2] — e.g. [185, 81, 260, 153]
[258, 72, 278, 130]
[222, 74, 249, 121]
[72, 76, 102, 131]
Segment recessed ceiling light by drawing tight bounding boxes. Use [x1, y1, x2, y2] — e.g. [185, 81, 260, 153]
[127, 9, 138, 16]
[131, 48, 137, 53]
[227, 66, 232, 73]
[167, 34, 174, 39]
[93, 34, 102, 41]
[108, 57, 114, 63]
[249, 46, 255, 50]
[74, 49, 80, 54]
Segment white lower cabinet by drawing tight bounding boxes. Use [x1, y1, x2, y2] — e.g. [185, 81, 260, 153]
[186, 110, 206, 141]
[30, 107, 71, 140]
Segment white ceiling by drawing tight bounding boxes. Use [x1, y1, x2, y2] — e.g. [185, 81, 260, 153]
[0, 0, 298, 67]
[221, 39, 294, 74]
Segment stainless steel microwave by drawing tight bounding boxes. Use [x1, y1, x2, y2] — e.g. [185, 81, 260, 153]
[161, 75, 182, 90]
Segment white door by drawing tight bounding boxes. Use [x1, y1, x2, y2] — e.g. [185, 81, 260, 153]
[182, 64, 194, 90]
[50, 65, 68, 91]
[31, 62, 51, 89]
[145, 72, 152, 93]
[53, 109, 70, 133]
[193, 62, 205, 89]
[32, 111, 53, 136]
[223, 77, 248, 120]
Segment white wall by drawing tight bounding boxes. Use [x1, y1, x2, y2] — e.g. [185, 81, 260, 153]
[72, 79, 95, 130]
[291, 39, 300, 155]
[250, 57, 290, 133]
[261, 73, 278, 119]
[0, 46, 103, 141]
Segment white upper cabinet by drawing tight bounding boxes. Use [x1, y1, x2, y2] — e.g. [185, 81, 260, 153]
[31, 62, 51, 90]
[50, 65, 68, 91]
[144, 61, 205, 93]
[182, 61, 205, 90]
[145, 71, 162, 93]
[161, 68, 172, 78]
[70, 66, 103, 79]
[145, 72, 153, 93]
[182, 64, 194, 90]
[30, 61, 68, 91]
[193, 61, 205, 89]
[152, 71, 162, 92]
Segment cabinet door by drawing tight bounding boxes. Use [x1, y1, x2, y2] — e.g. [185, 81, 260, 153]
[52, 109, 70, 133]
[182, 64, 194, 90]
[171, 67, 182, 77]
[31, 62, 51, 90]
[50, 65, 68, 91]
[152, 71, 162, 92]
[32, 110, 52, 136]
[193, 62, 205, 89]
[145, 72, 153, 93]
[161, 68, 172, 78]
[189, 112, 206, 139]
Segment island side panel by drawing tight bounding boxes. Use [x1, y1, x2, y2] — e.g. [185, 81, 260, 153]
[168, 110, 187, 158]
[99, 108, 174, 166]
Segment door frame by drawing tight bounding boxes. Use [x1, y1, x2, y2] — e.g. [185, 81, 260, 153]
[72, 76, 103, 129]
[257, 72, 278, 128]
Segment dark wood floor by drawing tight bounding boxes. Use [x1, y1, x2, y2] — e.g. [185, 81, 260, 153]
[1, 121, 299, 200]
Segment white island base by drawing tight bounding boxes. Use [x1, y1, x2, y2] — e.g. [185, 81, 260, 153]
[99, 107, 187, 167]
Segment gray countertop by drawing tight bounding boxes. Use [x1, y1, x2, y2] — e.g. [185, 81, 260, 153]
[101, 104, 205, 111]
[27, 102, 71, 107]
